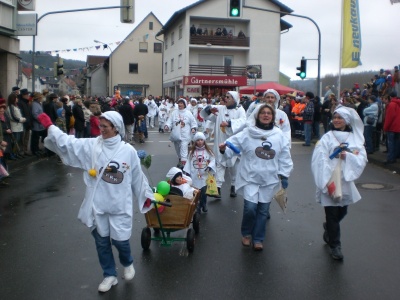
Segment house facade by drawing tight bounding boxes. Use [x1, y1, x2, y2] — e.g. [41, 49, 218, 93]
[109, 12, 163, 97]
[157, 0, 292, 98]
[83, 55, 108, 97]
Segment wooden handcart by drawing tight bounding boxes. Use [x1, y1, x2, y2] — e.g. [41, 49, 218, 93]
[141, 190, 201, 253]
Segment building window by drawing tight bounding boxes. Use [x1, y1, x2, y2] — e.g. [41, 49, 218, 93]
[165, 36, 168, 50]
[171, 59, 174, 72]
[178, 54, 182, 69]
[171, 32, 175, 45]
[129, 63, 138, 74]
[179, 25, 183, 39]
[154, 43, 162, 53]
[149, 22, 153, 30]
[139, 42, 148, 53]
[165, 62, 167, 74]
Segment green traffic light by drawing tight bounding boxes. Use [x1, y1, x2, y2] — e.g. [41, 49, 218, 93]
[231, 8, 239, 16]
[300, 72, 306, 79]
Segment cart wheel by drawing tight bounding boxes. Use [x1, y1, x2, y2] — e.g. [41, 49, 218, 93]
[192, 212, 200, 234]
[186, 228, 195, 252]
[141, 227, 151, 250]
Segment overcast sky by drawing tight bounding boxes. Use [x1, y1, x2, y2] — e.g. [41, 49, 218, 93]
[18, 0, 400, 80]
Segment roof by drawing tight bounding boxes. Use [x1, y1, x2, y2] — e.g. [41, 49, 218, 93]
[156, 0, 293, 36]
[22, 68, 32, 78]
[86, 55, 108, 66]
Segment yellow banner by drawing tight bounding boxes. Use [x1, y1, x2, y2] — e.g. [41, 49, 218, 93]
[341, 0, 362, 68]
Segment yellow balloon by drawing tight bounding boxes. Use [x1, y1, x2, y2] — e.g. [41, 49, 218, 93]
[154, 193, 164, 202]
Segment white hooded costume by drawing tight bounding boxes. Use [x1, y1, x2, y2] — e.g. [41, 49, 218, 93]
[166, 167, 195, 199]
[44, 111, 154, 241]
[183, 132, 216, 189]
[164, 98, 198, 163]
[222, 104, 293, 203]
[247, 89, 291, 146]
[200, 91, 247, 187]
[311, 106, 367, 206]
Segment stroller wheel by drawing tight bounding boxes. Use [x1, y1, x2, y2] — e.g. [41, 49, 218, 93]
[141, 227, 151, 250]
[186, 228, 195, 252]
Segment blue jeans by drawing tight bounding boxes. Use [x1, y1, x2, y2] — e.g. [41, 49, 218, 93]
[303, 122, 312, 145]
[313, 121, 320, 139]
[386, 132, 400, 162]
[241, 200, 271, 244]
[364, 125, 375, 153]
[91, 229, 133, 277]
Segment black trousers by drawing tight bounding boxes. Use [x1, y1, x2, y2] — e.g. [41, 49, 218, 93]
[324, 205, 348, 248]
[31, 130, 44, 155]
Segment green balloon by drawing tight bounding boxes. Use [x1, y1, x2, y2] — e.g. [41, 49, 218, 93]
[157, 181, 170, 196]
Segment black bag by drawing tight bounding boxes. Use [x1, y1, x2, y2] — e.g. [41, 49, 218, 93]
[366, 116, 375, 125]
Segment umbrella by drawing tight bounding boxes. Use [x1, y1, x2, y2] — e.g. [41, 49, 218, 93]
[240, 82, 303, 95]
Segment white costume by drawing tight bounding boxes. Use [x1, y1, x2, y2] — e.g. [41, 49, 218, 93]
[200, 91, 247, 187]
[158, 100, 168, 129]
[183, 132, 216, 189]
[166, 167, 195, 199]
[223, 105, 293, 203]
[145, 98, 158, 128]
[164, 99, 198, 163]
[247, 89, 291, 145]
[44, 112, 154, 241]
[311, 106, 367, 206]
[187, 98, 198, 117]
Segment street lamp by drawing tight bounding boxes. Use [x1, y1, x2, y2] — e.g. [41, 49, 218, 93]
[94, 40, 113, 96]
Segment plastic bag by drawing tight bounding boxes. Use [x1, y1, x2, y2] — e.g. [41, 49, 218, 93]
[206, 173, 219, 196]
[274, 188, 287, 213]
[169, 123, 181, 142]
[327, 162, 342, 202]
[0, 163, 9, 179]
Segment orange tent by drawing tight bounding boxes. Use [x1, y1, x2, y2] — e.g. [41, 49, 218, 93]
[240, 82, 303, 95]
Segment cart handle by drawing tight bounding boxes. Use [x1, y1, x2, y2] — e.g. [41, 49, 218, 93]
[151, 200, 172, 207]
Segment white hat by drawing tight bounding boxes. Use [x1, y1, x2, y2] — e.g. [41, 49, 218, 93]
[101, 111, 125, 138]
[193, 132, 206, 142]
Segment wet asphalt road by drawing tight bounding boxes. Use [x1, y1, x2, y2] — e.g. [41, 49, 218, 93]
[1, 131, 400, 300]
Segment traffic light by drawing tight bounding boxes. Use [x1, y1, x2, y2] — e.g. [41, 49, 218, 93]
[296, 58, 307, 79]
[121, 0, 134, 23]
[229, 0, 242, 17]
[54, 57, 64, 77]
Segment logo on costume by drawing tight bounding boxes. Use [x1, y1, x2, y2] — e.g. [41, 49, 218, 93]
[192, 155, 208, 169]
[100, 161, 124, 184]
[255, 141, 276, 160]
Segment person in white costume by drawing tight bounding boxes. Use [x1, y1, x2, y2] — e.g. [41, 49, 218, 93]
[247, 89, 291, 146]
[164, 98, 197, 168]
[311, 105, 367, 260]
[158, 100, 168, 133]
[37, 111, 155, 293]
[184, 132, 216, 213]
[200, 91, 247, 198]
[166, 166, 196, 199]
[219, 104, 293, 251]
[144, 95, 158, 129]
[187, 98, 198, 117]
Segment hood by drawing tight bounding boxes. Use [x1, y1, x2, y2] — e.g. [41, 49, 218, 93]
[166, 167, 182, 182]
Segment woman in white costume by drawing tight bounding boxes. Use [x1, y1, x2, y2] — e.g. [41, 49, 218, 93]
[219, 104, 293, 251]
[311, 105, 367, 260]
[247, 89, 291, 145]
[37, 111, 154, 293]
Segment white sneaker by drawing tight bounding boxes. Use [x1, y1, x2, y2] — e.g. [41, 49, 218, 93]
[123, 264, 135, 280]
[98, 276, 118, 292]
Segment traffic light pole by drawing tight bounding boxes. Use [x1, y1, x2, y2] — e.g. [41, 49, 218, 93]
[243, 5, 321, 97]
[31, 5, 131, 93]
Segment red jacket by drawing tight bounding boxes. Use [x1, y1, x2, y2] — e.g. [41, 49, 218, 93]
[383, 98, 400, 133]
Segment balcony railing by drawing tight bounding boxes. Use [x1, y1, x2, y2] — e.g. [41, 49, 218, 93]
[190, 35, 250, 47]
[189, 65, 247, 76]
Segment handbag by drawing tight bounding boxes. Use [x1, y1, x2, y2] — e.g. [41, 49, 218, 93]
[206, 172, 219, 196]
[327, 162, 342, 202]
[169, 123, 181, 142]
[366, 116, 375, 125]
[69, 115, 75, 128]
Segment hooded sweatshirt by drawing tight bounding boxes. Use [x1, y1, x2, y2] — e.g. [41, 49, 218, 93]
[383, 98, 400, 132]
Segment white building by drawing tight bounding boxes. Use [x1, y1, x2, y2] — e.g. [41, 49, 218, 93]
[156, 0, 293, 98]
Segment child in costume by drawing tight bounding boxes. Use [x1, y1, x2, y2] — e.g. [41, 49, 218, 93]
[184, 132, 216, 213]
[166, 167, 196, 200]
